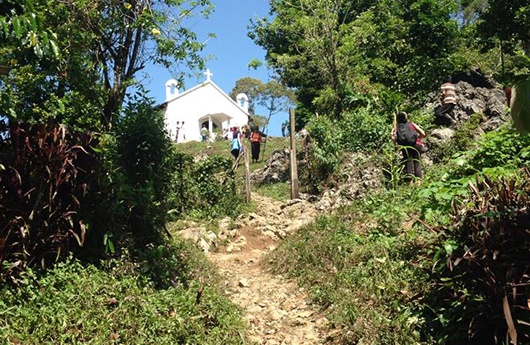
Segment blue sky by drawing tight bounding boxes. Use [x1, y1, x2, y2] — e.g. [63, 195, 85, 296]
[143, 0, 289, 137]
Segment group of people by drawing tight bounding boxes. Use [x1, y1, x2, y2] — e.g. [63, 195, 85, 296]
[392, 76, 457, 184]
[202, 76, 457, 182]
[229, 125, 267, 163]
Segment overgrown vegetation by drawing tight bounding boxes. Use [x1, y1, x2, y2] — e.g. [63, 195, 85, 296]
[0, 121, 105, 278]
[0, 239, 247, 344]
[268, 126, 530, 344]
[2, 0, 530, 343]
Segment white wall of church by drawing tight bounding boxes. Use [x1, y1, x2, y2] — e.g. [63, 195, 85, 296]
[164, 82, 249, 142]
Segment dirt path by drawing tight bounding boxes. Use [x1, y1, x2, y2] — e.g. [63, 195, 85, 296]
[206, 193, 328, 344]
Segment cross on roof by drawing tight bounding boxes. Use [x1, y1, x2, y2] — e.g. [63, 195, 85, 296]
[204, 69, 213, 81]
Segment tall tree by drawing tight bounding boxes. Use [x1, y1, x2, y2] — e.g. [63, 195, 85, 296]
[230, 77, 295, 130]
[256, 79, 296, 131]
[229, 77, 262, 115]
[0, 0, 213, 130]
[250, 0, 358, 120]
[250, 0, 460, 128]
[477, 0, 530, 56]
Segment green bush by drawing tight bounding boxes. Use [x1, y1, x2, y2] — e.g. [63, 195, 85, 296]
[340, 108, 389, 152]
[113, 97, 176, 243]
[0, 250, 247, 344]
[304, 115, 344, 193]
[165, 153, 243, 220]
[441, 126, 530, 180]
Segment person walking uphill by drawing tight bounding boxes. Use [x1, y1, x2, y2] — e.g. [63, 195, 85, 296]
[435, 76, 457, 126]
[392, 112, 426, 183]
[230, 126, 243, 160]
[249, 125, 267, 163]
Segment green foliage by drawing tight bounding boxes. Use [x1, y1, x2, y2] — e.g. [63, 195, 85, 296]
[268, 127, 530, 343]
[446, 126, 530, 179]
[164, 150, 243, 221]
[340, 108, 389, 152]
[230, 77, 295, 130]
[250, 0, 460, 125]
[0, 0, 213, 129]
[229, 76, 262, 114]
[247, 58, 263, 71]
[0, 249, 247, 344]
[268, 195, 434, 344]
[304, 115, 343, 191]
[190, 155, 242, 219]
[113, 97, 176, 243]
[477, 0, 530, 56]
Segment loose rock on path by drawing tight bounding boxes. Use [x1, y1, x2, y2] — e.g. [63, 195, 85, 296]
[206, 193, 328, 345]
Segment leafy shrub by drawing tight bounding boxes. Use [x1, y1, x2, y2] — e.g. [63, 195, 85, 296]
[340, 108, 389, 152]
[0, 121, 103, 280]
[188, 155, 241, 219]
[113, 98, 178, 243]
[445, 126, 530, 179]
[302, 115, 343, 193]
[0, 252, 247, 344]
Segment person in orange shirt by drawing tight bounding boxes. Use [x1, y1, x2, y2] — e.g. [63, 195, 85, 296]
[249, 125, 267, 163]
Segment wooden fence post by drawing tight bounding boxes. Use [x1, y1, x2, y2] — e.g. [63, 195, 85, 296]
[244, 146, 251, 202]
[289, 108, 299, 199]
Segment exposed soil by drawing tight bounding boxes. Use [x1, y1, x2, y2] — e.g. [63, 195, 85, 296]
[206, 193, 328, 344]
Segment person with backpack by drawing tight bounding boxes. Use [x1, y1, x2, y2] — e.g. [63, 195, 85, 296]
[391, 111, 426, 183]
[249, 125, 267, 163]
[230, 126, 243, 160]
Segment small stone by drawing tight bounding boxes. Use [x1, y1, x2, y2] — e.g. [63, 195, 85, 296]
[296, 310, 314, 318]
[282, 300, 295, 311]
[238, 278, 250, 288]
[269, 309, 286, 321]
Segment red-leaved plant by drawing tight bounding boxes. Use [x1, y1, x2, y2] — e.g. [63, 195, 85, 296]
[447, 170, 530, 344]
[0, 121, 98, 281]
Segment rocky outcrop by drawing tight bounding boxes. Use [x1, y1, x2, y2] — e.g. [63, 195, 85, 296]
[425, 69, 509, 130]
[251, 148, 382, 210]
[250, 148, 292, 184]
[422, 69, 511, 162]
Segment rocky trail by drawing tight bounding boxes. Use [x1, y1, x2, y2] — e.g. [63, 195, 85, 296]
[176, 150, 382, 344]
[206, 193, 328, 344]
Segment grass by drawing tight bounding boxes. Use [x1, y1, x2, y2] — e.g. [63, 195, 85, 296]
[252, 181, 291, 201]
[175, 135, 292, 173]
[266, 185, 443, 344]
[0, 238, 248, 345]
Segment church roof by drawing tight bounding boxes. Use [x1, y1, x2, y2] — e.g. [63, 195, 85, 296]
[155, 78, 249, 119]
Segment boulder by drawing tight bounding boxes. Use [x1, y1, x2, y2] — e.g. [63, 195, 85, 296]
[426, 69, 508, 130]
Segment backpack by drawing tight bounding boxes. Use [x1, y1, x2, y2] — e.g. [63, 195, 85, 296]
[250, 131, 261, 143]
[396, 122, 418, 146]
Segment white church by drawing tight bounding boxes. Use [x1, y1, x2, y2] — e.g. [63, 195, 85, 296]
[159, 69, 250, 142]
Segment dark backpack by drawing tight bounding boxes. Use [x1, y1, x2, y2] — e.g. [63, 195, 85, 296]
[396, 122, 418, 146]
